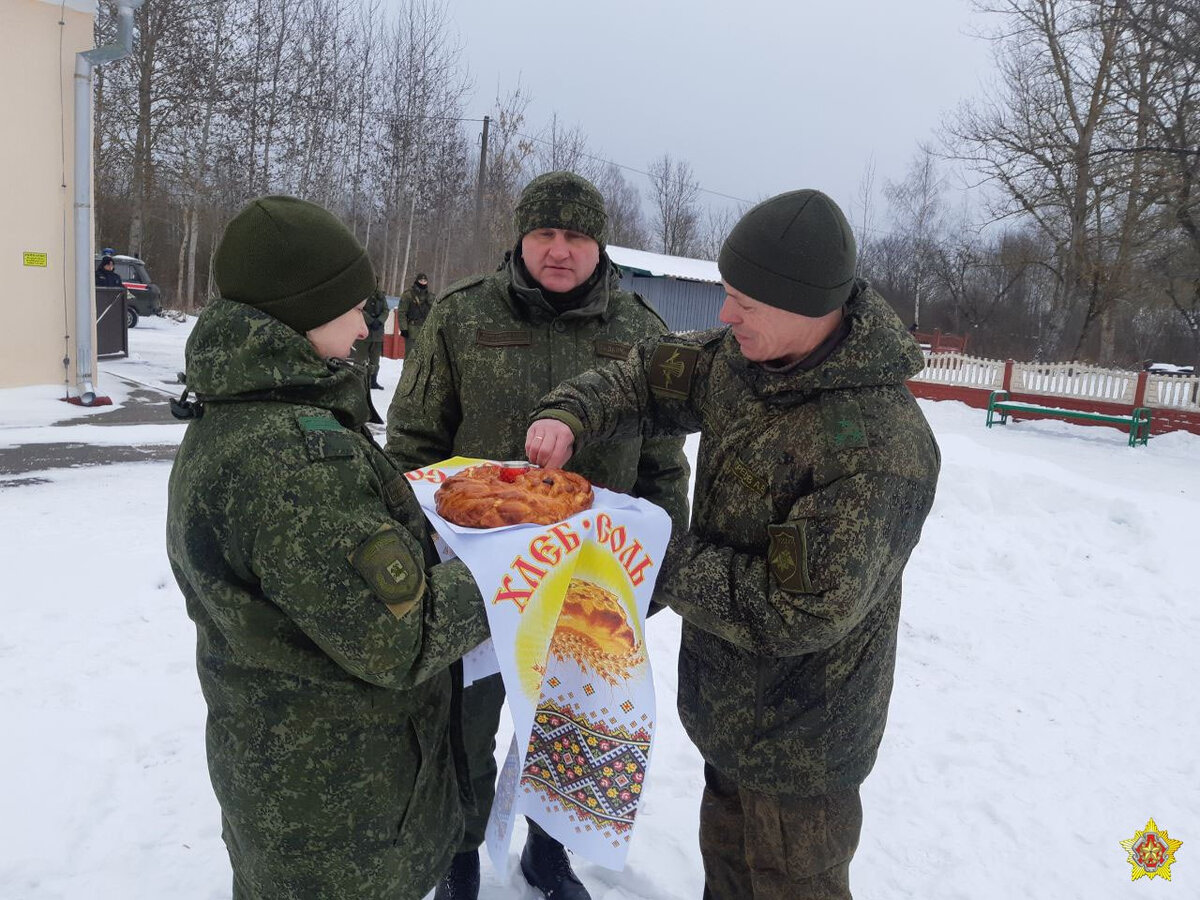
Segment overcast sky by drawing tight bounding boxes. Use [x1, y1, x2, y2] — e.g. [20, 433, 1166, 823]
[435, 0, 996, 229]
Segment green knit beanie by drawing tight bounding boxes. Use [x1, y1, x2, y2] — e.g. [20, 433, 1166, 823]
[718, 189, 857, 317]
[214, 195, 376, 333]
[514, 171, 608, 247]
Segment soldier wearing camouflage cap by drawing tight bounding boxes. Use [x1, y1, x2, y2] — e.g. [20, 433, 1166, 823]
[167, 195, 491, 900]
[527, 190, 941, 899]
[386, 171, 691, 900]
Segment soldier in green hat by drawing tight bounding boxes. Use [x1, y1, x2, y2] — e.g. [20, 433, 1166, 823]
[526, 190, 941, 899]
[386, 171, 691, 900]
[166, 194, 491, 900]
[398, 271, 434, 353]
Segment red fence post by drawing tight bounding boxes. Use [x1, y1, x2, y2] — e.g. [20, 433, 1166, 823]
[1133, 371, 1148, 408]
[383, 308, 406, 360]
[1003, 359, 1014, 392]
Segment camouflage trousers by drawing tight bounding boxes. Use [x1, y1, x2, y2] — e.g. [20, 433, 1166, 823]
[699, 764, 862, 900]
[455, 672, 553, 852]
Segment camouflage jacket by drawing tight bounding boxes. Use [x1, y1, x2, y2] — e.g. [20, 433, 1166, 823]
[398, 283, 433, 332]
[385, 254, 691, 535]
[532, 284, 940, 796]
[166, 299, 490, 899]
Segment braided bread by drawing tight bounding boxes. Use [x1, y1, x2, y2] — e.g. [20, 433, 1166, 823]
[435, 464, 593, 528]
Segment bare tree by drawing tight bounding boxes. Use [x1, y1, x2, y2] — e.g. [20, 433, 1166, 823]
[479, 83, 536, 266]
[854, 157, 878, 277]
[694, 205, 738, 261]
[884, 145, 946, 328]
[596, 164, 647, 249]
[945, 0, 1151, 363]
[648, 154, 700, 256]
[533, 115, 604, 182]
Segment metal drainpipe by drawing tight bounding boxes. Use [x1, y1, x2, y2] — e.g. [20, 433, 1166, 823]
[73, 0, 144, 404]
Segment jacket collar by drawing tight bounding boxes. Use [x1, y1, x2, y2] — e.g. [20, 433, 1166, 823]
[726, 282, 925, 403]
[502, 247, 620, 324]
[184, 299, 374, 427]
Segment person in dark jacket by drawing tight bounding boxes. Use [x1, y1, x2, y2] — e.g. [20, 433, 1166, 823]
[398, 272, 434, 352]
[354, 286, 389, 389]
[95, 255, 123, 288]
[387, 172, 690, 900]
[527, 190, 940, 900]
[166, 195, 491, 900]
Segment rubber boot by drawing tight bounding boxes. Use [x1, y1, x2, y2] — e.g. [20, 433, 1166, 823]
[433, 850, 480, 900]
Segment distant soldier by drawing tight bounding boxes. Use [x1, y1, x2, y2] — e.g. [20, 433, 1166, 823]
[386, 172, 690, 900]
[527, 190, 941, 900]
[167, 195, 490, 900]
[398, 272, 434, 353]
[354, 286, 389, 389]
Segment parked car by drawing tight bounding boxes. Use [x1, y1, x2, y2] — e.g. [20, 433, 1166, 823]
[1145, 362, 1195, 375]
[95, 253, 164, 327]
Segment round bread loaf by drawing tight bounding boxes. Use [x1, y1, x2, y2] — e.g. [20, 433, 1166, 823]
[435, 464, 593, 528]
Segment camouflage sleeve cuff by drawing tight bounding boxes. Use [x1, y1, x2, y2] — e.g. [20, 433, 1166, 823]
[532, 409, 584, 438]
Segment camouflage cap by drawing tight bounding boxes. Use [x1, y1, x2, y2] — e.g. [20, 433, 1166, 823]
[718, 189, 857, 317]
[514, 171, 608, 248]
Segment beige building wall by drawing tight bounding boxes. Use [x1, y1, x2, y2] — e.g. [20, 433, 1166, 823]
[0, 0, 97, 391]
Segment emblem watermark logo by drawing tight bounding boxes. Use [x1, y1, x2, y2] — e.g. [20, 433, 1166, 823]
[1120, 818, 1182, 881]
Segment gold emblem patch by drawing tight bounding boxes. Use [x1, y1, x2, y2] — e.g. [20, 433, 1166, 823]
[766, 523, 812, 594]
[349, 525, 425, 619]
[1120, 818, 1182, 881]
[648, 343, 698, 400]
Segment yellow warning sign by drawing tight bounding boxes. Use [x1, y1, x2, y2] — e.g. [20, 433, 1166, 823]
[23, 252, 48, 268]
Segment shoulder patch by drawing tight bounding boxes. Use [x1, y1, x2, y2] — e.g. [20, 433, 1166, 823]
[594, 339, 633, 361]
[822, 400, 869, 451]
[295, 411, 355, 461]
[349, 525, 426, 619]
[648, 342, 699, 400]
[766, 523, 813, 594]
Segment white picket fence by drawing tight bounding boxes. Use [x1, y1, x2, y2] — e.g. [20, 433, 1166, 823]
[911, 351, 1200, 413]
[1146, 373, 1200, 410]
[910, 351, 1004, 390]
[1010, 361, 1138, 404]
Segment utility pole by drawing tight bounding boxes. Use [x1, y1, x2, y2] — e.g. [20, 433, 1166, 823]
[473, 115, 490, 268]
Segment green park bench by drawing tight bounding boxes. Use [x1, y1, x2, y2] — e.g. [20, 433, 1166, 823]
[985, 390, 1151, 447]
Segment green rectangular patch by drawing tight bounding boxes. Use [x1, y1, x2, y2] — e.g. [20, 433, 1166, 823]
[822, 400, 868, 451]
[297, 415, 343, 432]
[767, 522, 813, 594]
[476, 329, 532, 347]
[648, 343, 698, 400]
[383, 474, 411, 508]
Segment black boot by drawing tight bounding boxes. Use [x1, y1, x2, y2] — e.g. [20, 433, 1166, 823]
[370, 378, 383, 390]
[520, 830, 591, 899]
[433, 850, 479, 900]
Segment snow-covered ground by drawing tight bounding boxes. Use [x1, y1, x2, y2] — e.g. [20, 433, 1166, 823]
[1, 315, 1196, 899]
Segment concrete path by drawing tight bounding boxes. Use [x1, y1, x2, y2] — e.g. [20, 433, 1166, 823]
[0, 380, 179, 488]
